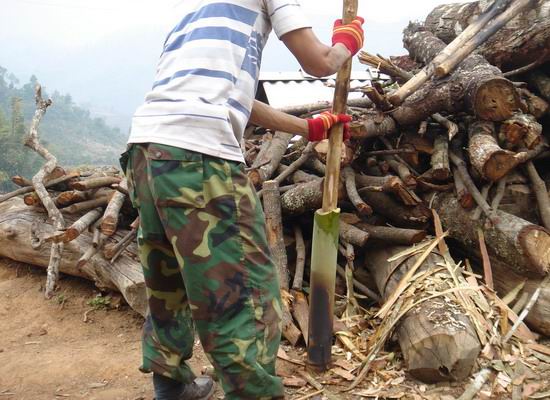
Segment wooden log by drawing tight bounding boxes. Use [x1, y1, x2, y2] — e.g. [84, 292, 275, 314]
[491, 258, 550, 336]
[389, 0, 511, 105]
[525, 161, 550, 230]
[528, 70, 550, 101]
[431, 135, 451, 181]
[263, 180, 290, 290]
[342, 167, 372, 216]
[104, 227, 137, 262]
[11, 175, 33, 187]
[355, 223, 426, 245]
[351, 110, 397, 139]
[392, 23, 521, 125]
[366, 245, 481, 383]
[499, 183, 539, 223]
[61, 196, 111, 214]
[424, 0, 550, 72]
[48, 207, 103, 243]
[383, 157, 417, 188]
[23, 192, 42, 206]
[355, 174, 421, 206]
[518, 88, 549, 119]
[280, 178, 345, 216]
[100, 179, 128, 236]
[339, 221, 369, 247]
[500, 114, 542, 150]
[55, 190, 92, 207]
[274, 143, 314, 185]
[290, 225, 310, 345]
[70, 176, 121, 191]
[468, 120, 521, 181]
[433, 0, 541, 78]
[450, 150, 493, 219]
[357, 190, 432, 229]
[248, 131, 293, 187]
[432, 192, 550, 277]
[313, 140, 354, 167]
[0, 198, 146, 315]
[23, 85, 65, 299]
[0, 172, 80, 204]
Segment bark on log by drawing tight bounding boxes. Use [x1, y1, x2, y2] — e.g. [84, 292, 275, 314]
[277, 166, 319, 184]
[491, 258, 550, 336]
[339, 221, 369, 247]
[525, 161, 550, 230]
[500, 113, 543, 150]
[248, 131, 293, 187]
[61, 196, 111, 214]
[468, 120, 521, 181]
[0, 172, 80, 204]
[432, 192, 550, 277]
[262, 181, 300, 345]
[424, 0, 550, 72]
[351, 110, 397, 139]
[48, 207, 103, 243]
[0, 198, 146, 315]
[366, 245, 481, 382]
[101, 179, 128, 237]
[342, 167, 373, 216]
[528, 70, 550, 101]
[355, 174, 421, 206]
[56, 190, 92, 207]
[357, 190, 432, 229]
[263, 181, 290, 289]
[70, 176, 121, 191]
[280, 178, 345, 216]
[518, 88, 549, 118]
[392, 23, 521, 125]
[383, 157, 417, 188]
[355, 223, 426, 245]
[431, 135, 451, 181]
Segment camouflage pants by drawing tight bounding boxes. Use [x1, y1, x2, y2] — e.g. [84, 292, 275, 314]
[123, 143, 284, 399]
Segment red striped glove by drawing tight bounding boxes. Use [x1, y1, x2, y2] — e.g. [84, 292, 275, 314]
[332, 16, 365, 56]
[307, 112, 352, 142]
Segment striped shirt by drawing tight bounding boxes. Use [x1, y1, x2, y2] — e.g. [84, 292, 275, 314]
[128, 0, 310, 163]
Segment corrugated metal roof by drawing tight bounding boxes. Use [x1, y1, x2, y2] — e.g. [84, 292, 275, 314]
[259, 70, 373, 82]
[258, 71, 373, 109]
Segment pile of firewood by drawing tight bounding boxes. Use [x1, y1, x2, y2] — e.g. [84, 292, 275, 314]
[1, 0, 550, 396]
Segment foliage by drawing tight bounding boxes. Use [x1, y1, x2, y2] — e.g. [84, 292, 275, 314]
[0, 66, 127, 192]
[87, 294, 112, 310]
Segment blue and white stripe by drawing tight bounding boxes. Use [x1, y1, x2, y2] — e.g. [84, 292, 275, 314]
[129, 0, 310, 163]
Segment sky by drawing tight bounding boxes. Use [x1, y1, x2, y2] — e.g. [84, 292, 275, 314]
[0, 0, 462, 130]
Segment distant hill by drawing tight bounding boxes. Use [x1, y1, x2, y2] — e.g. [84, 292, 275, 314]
[0, 66, 128, 192]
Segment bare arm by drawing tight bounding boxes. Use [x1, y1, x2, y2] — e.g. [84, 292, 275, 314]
[249, 100, 309, 137]
[281, 28, 351, 77]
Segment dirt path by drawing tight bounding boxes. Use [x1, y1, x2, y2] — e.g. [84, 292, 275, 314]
[0, 258, 214, 400]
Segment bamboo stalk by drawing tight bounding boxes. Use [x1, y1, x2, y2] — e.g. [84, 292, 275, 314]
[308, 0, 358, 372]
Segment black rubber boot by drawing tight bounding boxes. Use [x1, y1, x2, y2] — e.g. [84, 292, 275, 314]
[153, 374, 215, 400]
[179, 376, 215, 400]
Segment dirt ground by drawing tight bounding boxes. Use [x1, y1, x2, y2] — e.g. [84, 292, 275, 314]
[0, 258, 216, 400]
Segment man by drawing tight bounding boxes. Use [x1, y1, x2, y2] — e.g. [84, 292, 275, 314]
[123, 1, 364, 399]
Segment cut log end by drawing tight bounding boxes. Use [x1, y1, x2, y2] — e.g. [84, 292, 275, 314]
[401, 309, 481, 383]
[474, 79, 520, 121]
[483, 151, 520, 181]
[247, 170, 262, 188]
[519, 226, 550, 275]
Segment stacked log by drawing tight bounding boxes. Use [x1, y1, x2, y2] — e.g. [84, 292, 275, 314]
[0, 0, 550, 388]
